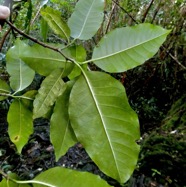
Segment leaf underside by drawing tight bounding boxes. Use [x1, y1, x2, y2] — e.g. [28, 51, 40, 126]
[69, 71, 140, 183]
[32, 167, 111, 187]
[6, 39, 35, 92]
[92, 23, 171, 72]
[68, 0, 105, 40]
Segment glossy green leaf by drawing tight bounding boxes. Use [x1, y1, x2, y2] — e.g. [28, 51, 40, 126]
[41, 7, 70, 41]
[20, 43, 74, 76]
[68, 0, 104, 40]
[6, 39, 35, 92]
[31, 167, 111, 187]
[0, 79, 11, 101]
[33, 69, 66, 119]
[7, 99, 33, 153]
[92, 23, 171, 72]
[69, 71, 140, 183]
[51, 81, 77, 161]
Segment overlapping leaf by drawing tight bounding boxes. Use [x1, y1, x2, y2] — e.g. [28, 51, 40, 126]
[41, 6, 70, 41]
[32, 167, 111, 187]
[7, 99, 33, 153]
[92, 23, 171, 72]
[51, 81, 77, 161]
[0, 79, 11, 101]
[33, 69, 66, 119]
[6, 39, 35, 92]
[68, 0, 104, 40]
[20, 43, 74, 76]
[69, 71, 140, 183]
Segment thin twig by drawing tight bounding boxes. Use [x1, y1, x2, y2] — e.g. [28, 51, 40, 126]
[111, 0, 139, 24]
[0, 27, 11, 52]
[141, 0, 155, 23]
[4, 20, 73, 62]
[105, 2, 117, 34]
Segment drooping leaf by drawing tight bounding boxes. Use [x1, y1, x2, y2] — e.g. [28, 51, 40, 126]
[20, 43, 74, 76]
[41, 6, 70, 41]
[6, 39, 35, 92]
[0, 79, 11, 101]
[68, 0, 104, 40]
[51, 81, 77, 161]
[31, 167, 111, 187]
[69, 71, 140, 183]
[33, 69, 66, 119]
[7, 99, 33, 153]
[92, 23, 171, 72]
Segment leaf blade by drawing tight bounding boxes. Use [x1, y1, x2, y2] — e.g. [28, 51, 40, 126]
[68, 0, 104, 40]
[92, 23, 171, 72]
[32, 167, 111, 187]
[33, 69, 66, 119]
[69, 71, 140, 183]
[41, 7, 70, 41]
[20, 43, 73, 76]
[50, 81, 77, 161]
[7, 99, 33, 153]
[6, 39, 35, 92]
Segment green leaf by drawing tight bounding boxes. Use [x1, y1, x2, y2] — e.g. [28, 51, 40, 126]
[0, 173, 31, 187]
[41, 7, 70, 41]
[69, 71, 140, 183]
[0, 79, 11, 101]
[92, 23, 171, 72]
[68, 0, 104, 40]
[6, 39, 35, 92]
[51, 81, 77, 161]
[33, 69, 66, 119]
[68, 45, 87, 79]
[31, 167, 111, 187]
[7, 99, 33, 153]
[20, 43, 74, 76]
[40, 17, 49, 42]
[21, 90, 37, 110]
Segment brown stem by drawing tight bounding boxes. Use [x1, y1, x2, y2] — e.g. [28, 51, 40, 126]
[111, 0, 138, 24]
[4, 20, 73, 62]
[0, 27, 11, 52]
[141, 0, 155, 23]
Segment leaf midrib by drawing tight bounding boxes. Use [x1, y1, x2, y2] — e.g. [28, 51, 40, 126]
[77, 0, 95, 39]
[82, 72, 121, 180]
[85, 32, 168, 64]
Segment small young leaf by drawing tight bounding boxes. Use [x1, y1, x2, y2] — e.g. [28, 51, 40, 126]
[68, 0, 104, 40]
[51, 81, 77, 161]
[20, 43, 74, 76]
[0, 79, 11, 101]
[8, 99, 33, 153]
[6, 39, 35, 93]
[31, 167, 111, 187]
[92, 23, 171, 72]
[33, 69, 66, 119]
[41, 6, 70, 41]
